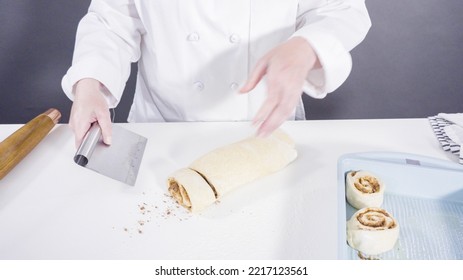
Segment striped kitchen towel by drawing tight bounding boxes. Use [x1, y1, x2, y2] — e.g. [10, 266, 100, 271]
[428, 114, 463, 164]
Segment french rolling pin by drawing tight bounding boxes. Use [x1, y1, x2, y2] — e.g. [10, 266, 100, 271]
[0, 108, 61, 180]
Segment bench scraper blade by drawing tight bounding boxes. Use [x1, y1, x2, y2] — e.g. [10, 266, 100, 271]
[73, 122, 147, 186]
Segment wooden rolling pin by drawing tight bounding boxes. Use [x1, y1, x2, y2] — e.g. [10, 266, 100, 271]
[0, 108, 61, 180]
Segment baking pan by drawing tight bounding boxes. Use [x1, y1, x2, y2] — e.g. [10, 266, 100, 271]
[337, 152, 463, 260]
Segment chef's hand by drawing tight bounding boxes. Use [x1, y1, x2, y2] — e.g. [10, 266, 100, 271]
[240, 37, 320, 137]
[69, 78, 112, 148]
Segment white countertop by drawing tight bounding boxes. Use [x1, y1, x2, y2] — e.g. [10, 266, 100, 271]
[0, 119, 455, 260]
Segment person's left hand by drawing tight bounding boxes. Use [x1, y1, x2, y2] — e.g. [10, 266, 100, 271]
[240, 36, 320, 137]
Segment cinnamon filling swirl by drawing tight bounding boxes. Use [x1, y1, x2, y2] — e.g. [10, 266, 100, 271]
[357, 208, 396, 230]
[354, 176, 380, 193]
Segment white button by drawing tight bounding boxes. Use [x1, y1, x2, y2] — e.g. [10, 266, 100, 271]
[229, 34, 241, 43]
[187, 32, 200, 42]
[230, 82, 239, 90]
[193, 81, 204, 91]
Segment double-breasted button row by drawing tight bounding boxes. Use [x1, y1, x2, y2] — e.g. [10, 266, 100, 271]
[186, 32, 241, 44]
[193, 81, 240, 92]
[188, 31, 242, 92]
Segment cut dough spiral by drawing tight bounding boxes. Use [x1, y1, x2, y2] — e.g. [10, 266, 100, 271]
[346, 170, 385, 209]
[347, 207, 399, 256]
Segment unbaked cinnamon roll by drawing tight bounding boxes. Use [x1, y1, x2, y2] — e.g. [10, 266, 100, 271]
[347, 207, 399, 256]
[346, 170, 384, 209]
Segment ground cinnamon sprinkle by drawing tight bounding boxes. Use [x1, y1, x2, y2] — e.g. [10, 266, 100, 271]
[121, 192, 192, 235]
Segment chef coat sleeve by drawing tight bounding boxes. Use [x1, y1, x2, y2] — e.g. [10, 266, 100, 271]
[61, 0, 145, 108]
[292, 0, 371, 98]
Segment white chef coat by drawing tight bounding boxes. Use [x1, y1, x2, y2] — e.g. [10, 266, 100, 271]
[62, 0, 371, 122]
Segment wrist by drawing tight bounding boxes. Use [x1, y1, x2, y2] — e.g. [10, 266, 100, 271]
[290, 36, 321, 69]
[75, 78, 101, 92]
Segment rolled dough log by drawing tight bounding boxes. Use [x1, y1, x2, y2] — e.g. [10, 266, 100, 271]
[167, 130, 297, 212]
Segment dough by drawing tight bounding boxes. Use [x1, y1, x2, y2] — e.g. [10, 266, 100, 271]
[346, 170, 385, 209]
[168, 168, 216, 211]
[167, 130, 297, 212]
[347, 207, 399, 256]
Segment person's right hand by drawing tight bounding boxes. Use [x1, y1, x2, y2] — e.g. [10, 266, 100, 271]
[69, 78, 112, 148]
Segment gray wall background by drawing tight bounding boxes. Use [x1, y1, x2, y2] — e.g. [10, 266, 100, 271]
[0, 0, 462, 124]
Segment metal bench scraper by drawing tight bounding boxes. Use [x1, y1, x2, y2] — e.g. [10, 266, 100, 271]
[74, 122, 147, 186]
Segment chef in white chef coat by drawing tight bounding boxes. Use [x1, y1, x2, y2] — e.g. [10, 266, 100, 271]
[62, 0, 371, 146]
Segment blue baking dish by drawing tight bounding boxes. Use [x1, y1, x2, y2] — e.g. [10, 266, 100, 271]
[337, 152, 463, 260]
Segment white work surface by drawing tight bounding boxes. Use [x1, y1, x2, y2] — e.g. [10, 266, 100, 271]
[0, 119, 456, 260]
